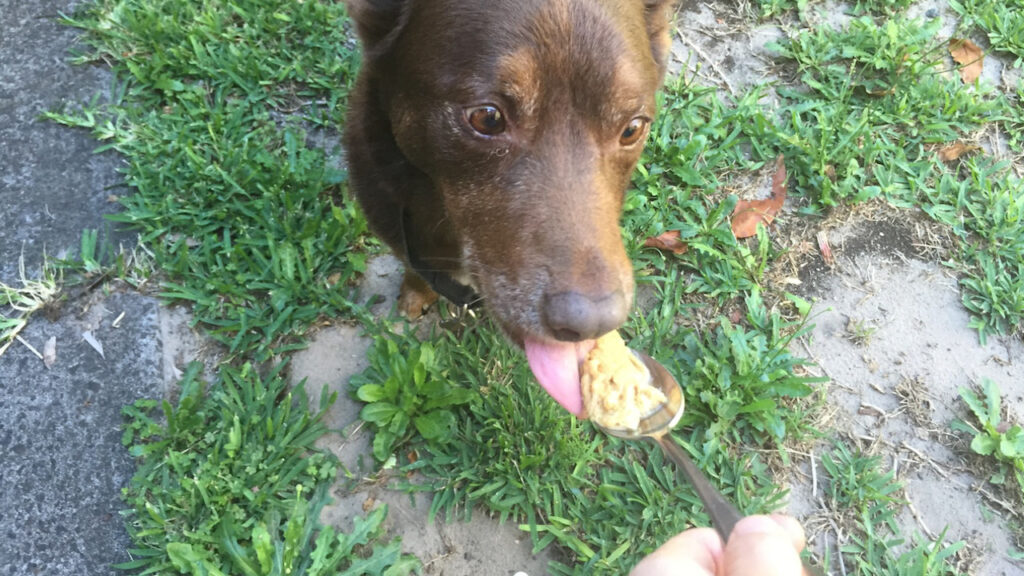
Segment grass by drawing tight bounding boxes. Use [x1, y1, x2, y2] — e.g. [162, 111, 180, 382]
[820, 442, 968, 575]
[118, 361, 419, 575]
[38, 0, 1024, 574]
[355, 285, 822, 574]
[49, 0, 369, 363]
[46, 0, 411, 572]
[0, 255, 60, 357]
[952, 0, 1024, 67]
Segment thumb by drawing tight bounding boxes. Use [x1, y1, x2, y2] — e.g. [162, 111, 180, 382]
[629, 527, 722, 576]
[723, 515, 805, 576]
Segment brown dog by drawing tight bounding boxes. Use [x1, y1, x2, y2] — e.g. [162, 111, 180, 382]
[344, 0, 676, 415]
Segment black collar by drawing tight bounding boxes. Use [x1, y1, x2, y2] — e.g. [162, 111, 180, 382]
[401, 209, 480, 307]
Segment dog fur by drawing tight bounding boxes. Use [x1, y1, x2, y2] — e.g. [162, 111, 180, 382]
[344, 0, 675, 348]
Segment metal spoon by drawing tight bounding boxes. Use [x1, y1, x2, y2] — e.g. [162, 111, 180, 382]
[597, 351, 824, 576]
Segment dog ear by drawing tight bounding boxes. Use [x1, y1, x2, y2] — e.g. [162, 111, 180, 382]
[643, 0, 677, 79]
[345, 0, 409, 51]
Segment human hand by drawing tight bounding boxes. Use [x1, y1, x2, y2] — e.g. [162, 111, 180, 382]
[630, 514, 807, 576]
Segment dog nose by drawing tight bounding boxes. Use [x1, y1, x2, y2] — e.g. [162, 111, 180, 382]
[542, 290, 629, 342]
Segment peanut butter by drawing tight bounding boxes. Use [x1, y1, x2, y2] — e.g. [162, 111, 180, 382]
[581, 331, 666, 431]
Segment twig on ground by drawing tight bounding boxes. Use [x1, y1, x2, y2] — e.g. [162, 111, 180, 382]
[674, 31, 737, 95]
[904, 496, 937, 540]
[811, 449, 818, 500]
[17, 335, 43, 360]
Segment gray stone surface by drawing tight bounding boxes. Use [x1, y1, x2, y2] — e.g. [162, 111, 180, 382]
[0, 291, 161, 575]
[1, 2, 157, 574]
[0, 0, 129, 281]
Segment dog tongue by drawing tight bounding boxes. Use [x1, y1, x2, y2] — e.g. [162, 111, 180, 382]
[524, 338, 592, 416]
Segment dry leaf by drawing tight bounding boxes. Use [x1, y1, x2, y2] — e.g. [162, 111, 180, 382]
[949, 38, 984, 84]
[43, 336, 57, 368]
[937, 141, 981, 162]
[817, 230, 835, 267]
[731, 155, 787, 239]
[642, 230, 688, 254]
[82, 331, 105, 359]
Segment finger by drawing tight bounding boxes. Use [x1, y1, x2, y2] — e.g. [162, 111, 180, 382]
[629, 527, 723, 576]
[723, 516, 804, 576]
[768, 513, 807, 552]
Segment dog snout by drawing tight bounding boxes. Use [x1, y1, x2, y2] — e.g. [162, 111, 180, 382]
[542, 289, 629, 342]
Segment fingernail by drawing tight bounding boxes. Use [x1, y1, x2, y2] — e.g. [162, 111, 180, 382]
[730, 515, 782, 537]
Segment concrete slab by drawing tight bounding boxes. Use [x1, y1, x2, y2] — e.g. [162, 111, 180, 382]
[0, 291, 162, 575]
[0, 3, 163, 574]
[0, 0, 131, 282]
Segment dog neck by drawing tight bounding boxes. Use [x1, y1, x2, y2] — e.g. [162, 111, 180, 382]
[401, 208, 479, 307]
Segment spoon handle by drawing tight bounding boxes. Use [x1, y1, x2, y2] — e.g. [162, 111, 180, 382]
[655, 435, 743, 540]
[655, 435, 826, 576]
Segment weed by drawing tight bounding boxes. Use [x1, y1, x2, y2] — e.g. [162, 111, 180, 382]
[351, 337, 477, 462]
[952, 380, 1024, 503]
[845, 317, 879, 346]
[673, 289, 825, 452]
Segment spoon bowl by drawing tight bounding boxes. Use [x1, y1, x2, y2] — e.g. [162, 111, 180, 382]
[597, 351, 685, 439]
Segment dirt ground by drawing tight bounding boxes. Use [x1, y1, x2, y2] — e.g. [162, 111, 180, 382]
[786, 213, 1024, 575]
[664, 1, 1023, 573]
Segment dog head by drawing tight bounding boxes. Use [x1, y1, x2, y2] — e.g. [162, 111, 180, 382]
[348, 0, 675, 414]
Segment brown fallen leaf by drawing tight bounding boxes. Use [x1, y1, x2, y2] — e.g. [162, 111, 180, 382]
[731, 155, 787, 239]
[937, 141, 981, 162]
[949, 38, 984, 84]
[817, 230, 835, 267]
[642, 230, 688, 254]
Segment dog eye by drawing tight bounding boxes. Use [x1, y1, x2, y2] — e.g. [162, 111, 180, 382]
[466, 105, 506, 136]
[619, 117, 649, 146]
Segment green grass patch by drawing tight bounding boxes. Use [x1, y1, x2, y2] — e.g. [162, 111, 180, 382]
[626, 80, 780, 301]
[820, 442, 968, 575]
[952, 0, 1024, 66]
[770, 14, 1005, 207]
[49, 0, 368, 362]
[119, 361, 419, 575]
[49, 0, 410, 573]
[920, 157, 1024, 340]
